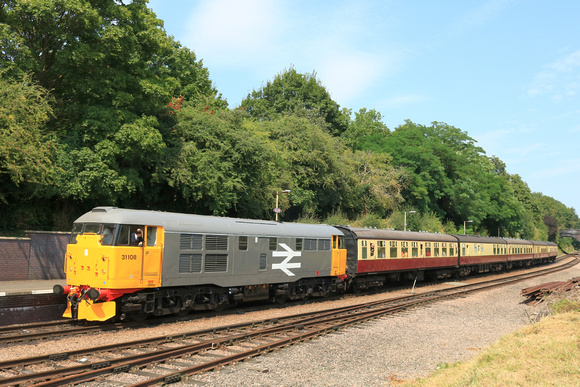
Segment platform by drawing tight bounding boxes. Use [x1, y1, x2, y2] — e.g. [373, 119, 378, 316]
[0, 279, 66, 297]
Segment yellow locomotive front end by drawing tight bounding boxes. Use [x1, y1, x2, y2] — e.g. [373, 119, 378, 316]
[55, 222, 164, 321]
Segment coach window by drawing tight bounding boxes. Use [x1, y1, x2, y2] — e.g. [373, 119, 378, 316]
[434, 243, 440, 257]
[401, 242, 408, 258]
[295, 238, 303, 251]
[425, 242, 431, 257]
[378, 241, 386, 258]
[411, 242, 418, 257]
[389, 241, 397, 258]
[450, 245, 455, 256]
[361, 240, 368, 259]
[239, 236, 248, 251]
[462, 244, 467, 256]
[442, 243, 447, 256]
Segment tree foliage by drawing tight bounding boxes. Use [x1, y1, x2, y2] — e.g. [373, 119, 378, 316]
[0, 75, 54, 203]
[241, 67, 350, 136]
[0, 3, 577, 238]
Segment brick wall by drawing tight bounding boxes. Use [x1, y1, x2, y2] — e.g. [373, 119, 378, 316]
[28, 232, 69, 280]
[0, 238, 30, 281]
[0, 232, 69, 281]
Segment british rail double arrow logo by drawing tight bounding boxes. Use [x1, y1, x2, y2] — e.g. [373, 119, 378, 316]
[272, 243, 302, 276]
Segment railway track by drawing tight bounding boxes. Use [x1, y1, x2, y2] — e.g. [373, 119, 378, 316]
[0, 256, 577, 386]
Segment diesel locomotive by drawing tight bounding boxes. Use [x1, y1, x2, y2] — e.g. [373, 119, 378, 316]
[54, 207, 558, 321]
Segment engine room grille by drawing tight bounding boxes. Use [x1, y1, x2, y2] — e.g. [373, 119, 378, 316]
[180, 234, 202, 250]
[318, 239, 331, 251]
[205, 235, 228, 250]
[304, 239, 317, 251]
[204, 254, 228, 272]
[179, 254, 202, 273]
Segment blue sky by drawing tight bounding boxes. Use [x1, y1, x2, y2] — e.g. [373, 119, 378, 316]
[148, 0, 580, 215]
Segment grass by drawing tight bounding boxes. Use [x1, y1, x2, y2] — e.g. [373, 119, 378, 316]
[406, 292, 580, 387]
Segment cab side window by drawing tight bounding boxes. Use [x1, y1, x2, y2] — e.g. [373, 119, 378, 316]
[147, 226, 157, 247]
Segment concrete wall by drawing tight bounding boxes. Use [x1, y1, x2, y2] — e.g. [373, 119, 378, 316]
[0, 232, 68, 281]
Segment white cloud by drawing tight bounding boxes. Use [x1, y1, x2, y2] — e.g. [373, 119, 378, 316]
[184, 0, 281, 65]
[183, 0, 401, 106]
[527, 50, 580, 101]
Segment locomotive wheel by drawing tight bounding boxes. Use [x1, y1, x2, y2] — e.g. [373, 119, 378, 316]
[128, 311, 149, 322]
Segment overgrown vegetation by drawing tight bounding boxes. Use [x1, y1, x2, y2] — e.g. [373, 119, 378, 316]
[408, 291, 580, 386]
[1, 0, 578, 248]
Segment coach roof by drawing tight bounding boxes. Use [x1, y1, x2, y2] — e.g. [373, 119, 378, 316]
[342, 227, 458, 242]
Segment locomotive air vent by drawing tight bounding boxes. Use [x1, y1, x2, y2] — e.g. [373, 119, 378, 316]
[92, 207, 118, 213]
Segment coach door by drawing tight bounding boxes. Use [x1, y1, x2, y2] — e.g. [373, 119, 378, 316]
[331, 235, 347, 276]
[141, 226, 164, 287]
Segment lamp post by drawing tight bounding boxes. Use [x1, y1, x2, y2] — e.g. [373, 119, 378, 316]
[274, 190, 291, 221]
[464, 220, 473, 234]
[404, 210, 416, 231]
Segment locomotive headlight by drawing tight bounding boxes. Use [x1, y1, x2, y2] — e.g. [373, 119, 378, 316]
[102, 269, 106, 274]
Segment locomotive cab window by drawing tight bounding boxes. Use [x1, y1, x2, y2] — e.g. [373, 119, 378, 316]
[146, 226, 157, 247]
[117, 225, 145, 246]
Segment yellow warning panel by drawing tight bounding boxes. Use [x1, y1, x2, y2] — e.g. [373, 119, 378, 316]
[62, 301, 72, 318]
[78, 300, 117, 321]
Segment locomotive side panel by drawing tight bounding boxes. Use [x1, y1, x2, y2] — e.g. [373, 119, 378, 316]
[160, 232, 337, 288]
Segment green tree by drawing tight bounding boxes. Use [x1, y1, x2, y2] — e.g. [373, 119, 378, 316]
[0, 75, 56, 228]
[164, 106, 278, 218]
[262, 114, 354, 218]
[341, 108, 390, 151]
[1, 0, 223, 225]
[241, 67, 350, 136]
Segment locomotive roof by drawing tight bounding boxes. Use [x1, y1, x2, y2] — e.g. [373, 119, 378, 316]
[75, 207, 342, 238]
[340, 227, 458, 242]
